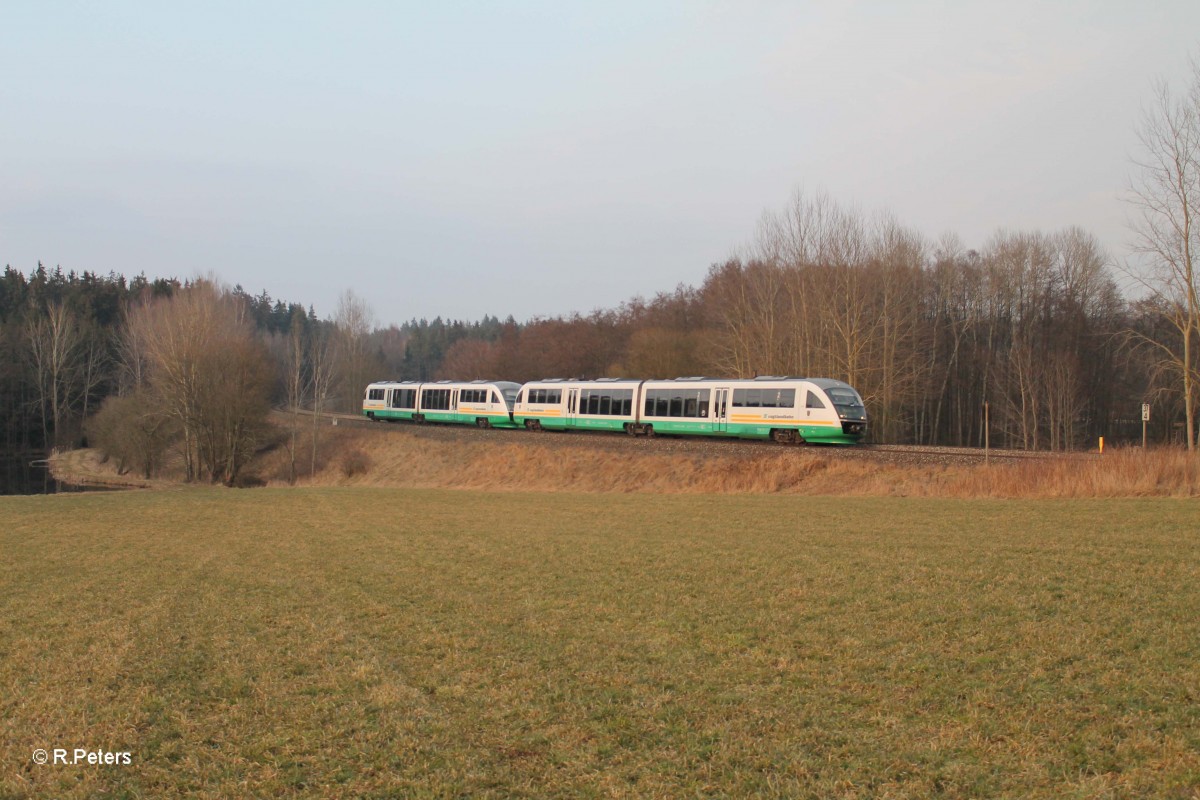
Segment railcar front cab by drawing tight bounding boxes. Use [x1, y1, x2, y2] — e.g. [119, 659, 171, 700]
[807, 378, 868, 442]
[636, 376, 867, 444]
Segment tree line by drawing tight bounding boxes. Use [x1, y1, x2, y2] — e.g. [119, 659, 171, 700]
[0, 209, 1186, 475]
[0, 267, 378, 484]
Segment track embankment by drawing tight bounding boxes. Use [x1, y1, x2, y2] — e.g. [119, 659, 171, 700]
[49, 414, 1197, 498]
[254, 418, 1198, 498]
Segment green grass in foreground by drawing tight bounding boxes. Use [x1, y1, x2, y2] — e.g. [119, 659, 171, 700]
[1, 489, 1199, 798]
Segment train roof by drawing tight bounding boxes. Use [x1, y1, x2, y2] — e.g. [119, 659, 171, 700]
[642, 376, 852, 386]
[368, 379, 521, 388]
[518, 376, 857, 387]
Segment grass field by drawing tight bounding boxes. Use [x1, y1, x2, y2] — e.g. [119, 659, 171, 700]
[2, 489, 1199, 798]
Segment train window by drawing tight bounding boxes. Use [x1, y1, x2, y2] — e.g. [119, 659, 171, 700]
[758, 389, 795, 408]
[732, 389, 762, 407]
[368, 388, 385, 401]
[644, 388, 709, 417]
[806, 390, 827, 410]
[598, 394, 612, 415]
[491, 391, 499, 404]
[618, 391, 632, 416]
[644, 391, 666, 417]
[421, 389, 451, 410]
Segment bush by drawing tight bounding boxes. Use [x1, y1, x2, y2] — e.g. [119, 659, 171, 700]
[84, 391, 177, 478]
[340, 448, 371, 478]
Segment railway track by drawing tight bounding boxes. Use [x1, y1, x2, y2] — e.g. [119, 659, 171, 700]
[289, 408, 1088, 468]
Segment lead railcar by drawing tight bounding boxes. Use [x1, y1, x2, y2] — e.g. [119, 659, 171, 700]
[512, 376, 867, 444]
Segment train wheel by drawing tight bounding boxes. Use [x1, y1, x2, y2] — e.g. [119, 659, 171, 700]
[771, 429, 799, 445]
[643, 425, 655, 438]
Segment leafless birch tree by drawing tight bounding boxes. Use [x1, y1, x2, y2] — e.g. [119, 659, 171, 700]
[1125, 60, 1200, 449]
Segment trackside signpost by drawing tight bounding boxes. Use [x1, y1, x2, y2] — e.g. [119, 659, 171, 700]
[1143, 403, 1150, 448]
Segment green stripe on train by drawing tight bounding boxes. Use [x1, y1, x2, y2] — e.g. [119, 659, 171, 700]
[365, 409, 519, 428]
[511, 416, 859, 443]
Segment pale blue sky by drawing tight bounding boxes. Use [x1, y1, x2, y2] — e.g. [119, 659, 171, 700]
[2, 2, 1198, 324]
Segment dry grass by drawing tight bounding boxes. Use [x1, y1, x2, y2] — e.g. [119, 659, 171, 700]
[2, 489, 1199, 798]
[250, 425, 1200, 499]
[48, 448, 174, 491]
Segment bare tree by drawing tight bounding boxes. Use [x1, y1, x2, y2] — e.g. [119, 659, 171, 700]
[1125, 59, 1200, 449]
[307, 322, 337, 477]
[334, 290, 377, 413]
[124, 280, 271, 484]
[282, 310, 307, 484]
[25, 301, 85, 449]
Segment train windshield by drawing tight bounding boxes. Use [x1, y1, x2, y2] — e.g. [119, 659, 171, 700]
[503, 389, 519, 410]
[826, 388, 866, 420]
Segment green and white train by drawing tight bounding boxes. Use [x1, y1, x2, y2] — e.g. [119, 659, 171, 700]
[364, 376, 867, 444]
[363, 380, 522, 428]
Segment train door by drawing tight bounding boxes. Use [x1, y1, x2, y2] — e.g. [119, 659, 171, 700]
[566, 388, 579, 430]
[712, 388, 729, 433]
[451, 388, 460, 418]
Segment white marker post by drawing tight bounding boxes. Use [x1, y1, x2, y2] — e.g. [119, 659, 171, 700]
[1142, 403, 1150, 448]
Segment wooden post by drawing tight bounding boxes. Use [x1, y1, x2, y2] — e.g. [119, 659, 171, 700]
[984, 401, 990, 466]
